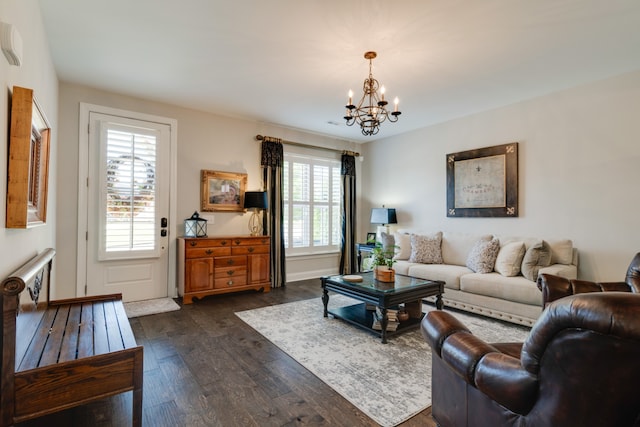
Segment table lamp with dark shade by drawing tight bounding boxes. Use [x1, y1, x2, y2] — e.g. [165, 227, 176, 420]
[244, 191, 268, 236]
[370, 207, 397, 243]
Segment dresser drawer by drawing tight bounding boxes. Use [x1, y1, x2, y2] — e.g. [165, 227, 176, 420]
[231, 237, 270, 246]
[185, 238, 232, 248]
[186, 247, 231, 258]
[232, 245, 269, 255]
[214, 256, 247, 268]
[214, 271, 248, 288]
[214, 265, 246, 278]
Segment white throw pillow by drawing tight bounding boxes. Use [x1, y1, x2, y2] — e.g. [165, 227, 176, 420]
[495, 241, 526, 277]
[408, 232, 443, 264]
[466, 237, 500, 274]
[393, 232, 411, 260]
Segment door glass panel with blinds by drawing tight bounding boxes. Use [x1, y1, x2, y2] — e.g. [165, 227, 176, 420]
[98, 122, 161, 260]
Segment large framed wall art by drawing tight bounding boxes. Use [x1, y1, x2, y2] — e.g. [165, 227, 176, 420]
[446, 142, 518, 218]
[200, 170, 247, 212]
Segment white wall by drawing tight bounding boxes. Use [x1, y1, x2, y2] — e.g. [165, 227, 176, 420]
[56, 83, 358, 297]
[361, 70, 640, 281]
[0, 2, 58, 282]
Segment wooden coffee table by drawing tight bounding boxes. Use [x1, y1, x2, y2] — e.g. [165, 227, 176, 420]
[321, 271, 444, 343]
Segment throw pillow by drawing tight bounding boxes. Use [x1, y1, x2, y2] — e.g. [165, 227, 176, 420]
[466, 237, 500, 274]
[379, 232, 395, 255]
[549, 239, 574, 265]
[495, 241, 526, 277]
[393, 232, 411, 260]
[408, 232, 443, 264]
[521, 240, 552, 281]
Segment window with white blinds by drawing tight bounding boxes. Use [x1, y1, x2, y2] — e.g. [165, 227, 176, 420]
[99, 124, 158, 258]
[283, 152, 341, 255]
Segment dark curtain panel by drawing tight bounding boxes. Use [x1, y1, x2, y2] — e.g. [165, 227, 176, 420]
[339, 153, 357, 274]
[261, 137, 286, 288]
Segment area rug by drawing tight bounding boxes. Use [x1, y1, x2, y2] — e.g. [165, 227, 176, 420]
[235, 295, 530, 427]
[123, 297, 180, 318]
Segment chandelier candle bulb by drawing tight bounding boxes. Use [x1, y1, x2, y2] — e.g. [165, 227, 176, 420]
[380, 86, 385, 101]
[348, 90, 353, 106]
[394, 97, 399, 112]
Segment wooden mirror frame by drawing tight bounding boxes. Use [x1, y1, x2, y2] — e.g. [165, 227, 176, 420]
[6, 86, 51, 228]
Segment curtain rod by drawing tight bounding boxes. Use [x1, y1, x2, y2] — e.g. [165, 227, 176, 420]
[255, 134, 360, 157]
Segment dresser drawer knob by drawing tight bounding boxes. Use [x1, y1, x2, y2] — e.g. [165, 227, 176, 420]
[227, 280, 234, 286]
[189, 241, 197, 247]
[248, 247, 255, 253]
[205, 249, 213, 255]
[234, 239, 241, 245]
[227, 270, 234, 276]
[227, 259, 234, 265]
[221, 241, 227, 245]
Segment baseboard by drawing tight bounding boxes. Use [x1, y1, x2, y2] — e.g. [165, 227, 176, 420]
[286, 268, 336, 283]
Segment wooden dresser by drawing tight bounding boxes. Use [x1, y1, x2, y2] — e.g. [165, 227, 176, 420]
[178, 235, 271, 304]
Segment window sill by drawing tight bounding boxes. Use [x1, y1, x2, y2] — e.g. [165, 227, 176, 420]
[286, 251, 340, 260]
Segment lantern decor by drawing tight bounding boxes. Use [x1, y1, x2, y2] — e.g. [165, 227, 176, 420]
[184, 211, 208, 237]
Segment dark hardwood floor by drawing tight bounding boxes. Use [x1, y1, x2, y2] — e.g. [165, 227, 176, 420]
[18, 279, 436, 427]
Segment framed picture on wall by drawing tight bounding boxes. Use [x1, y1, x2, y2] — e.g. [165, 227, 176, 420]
[200, 170, 247, 212]
[446, 142, 518, 217]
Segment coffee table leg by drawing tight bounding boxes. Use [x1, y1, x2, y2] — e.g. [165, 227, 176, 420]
[436, 293, 443, 310]
[380, 307, 388, 344]
[322, 287, 329, 317]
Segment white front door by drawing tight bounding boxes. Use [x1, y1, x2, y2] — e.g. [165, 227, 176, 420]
[83, 110, 172, 302]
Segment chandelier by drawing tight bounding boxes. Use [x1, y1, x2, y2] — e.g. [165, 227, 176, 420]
[344, 51, 401, 136]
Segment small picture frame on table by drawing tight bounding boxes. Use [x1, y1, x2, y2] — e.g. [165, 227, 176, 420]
[366, 232, 376, 244]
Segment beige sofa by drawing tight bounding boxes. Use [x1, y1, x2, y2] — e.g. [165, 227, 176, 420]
[389, 230, 578, 326]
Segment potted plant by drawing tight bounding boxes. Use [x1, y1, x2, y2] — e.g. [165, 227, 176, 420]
[371, 244, 396, 282]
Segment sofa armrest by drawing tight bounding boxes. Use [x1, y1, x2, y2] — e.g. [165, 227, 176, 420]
[537, 274, 573, 306]
[538, 263, 577, 280]
[538, 273, 631, 306]
[440, 330, 498, 385]
[475, 352, 538, 415]
[421, 311, 469, 357]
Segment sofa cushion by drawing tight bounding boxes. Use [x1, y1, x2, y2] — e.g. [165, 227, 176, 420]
[466, 237, 500, 274]
[495, 241, 526, 277]
[409, 232, 443, 264]
[393, 232, 411, 260]
[521, 240, 552, 281]
[442, 232, 492, 266]
[460, 273, 542, 306]
[393, 260, 413, 275]
[407, 263, 472, 290]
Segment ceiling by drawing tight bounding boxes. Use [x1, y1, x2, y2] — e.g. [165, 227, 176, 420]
[38, 0, 640, 142]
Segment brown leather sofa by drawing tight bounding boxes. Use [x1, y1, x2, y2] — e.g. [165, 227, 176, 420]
[421, 292, 640, 427]
[537, 252, 640, 307]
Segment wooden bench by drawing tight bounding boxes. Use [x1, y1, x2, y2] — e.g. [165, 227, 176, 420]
[1, 249, 143, 426]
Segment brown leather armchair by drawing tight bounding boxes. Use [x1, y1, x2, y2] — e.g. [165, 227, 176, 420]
[538, 252, 640, 307]
[422, 292, 640, 427]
